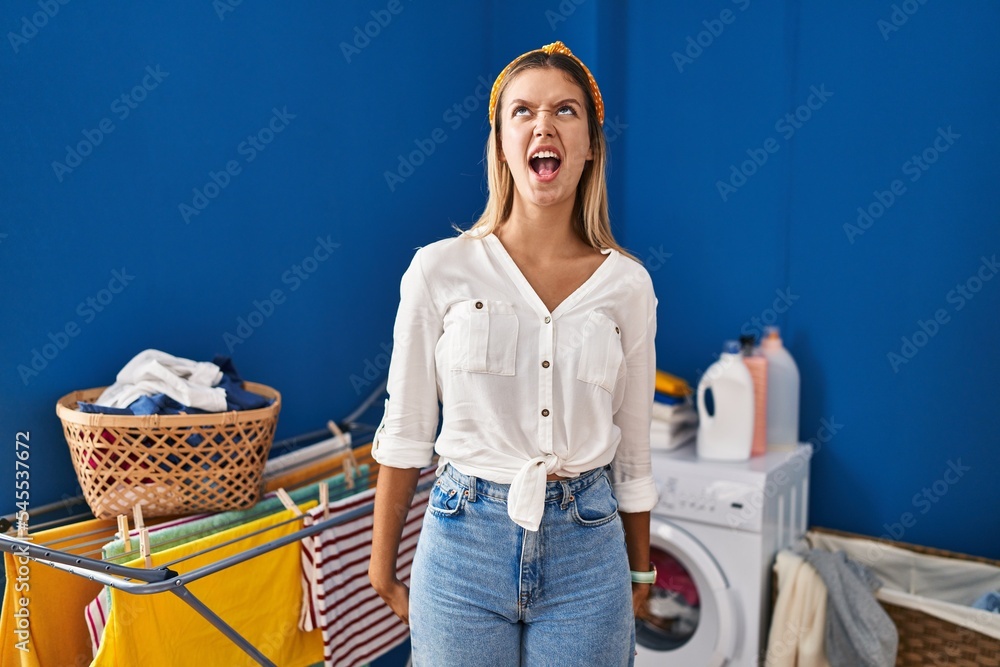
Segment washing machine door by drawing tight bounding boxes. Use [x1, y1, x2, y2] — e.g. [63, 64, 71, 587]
[635, 519, 738, 667]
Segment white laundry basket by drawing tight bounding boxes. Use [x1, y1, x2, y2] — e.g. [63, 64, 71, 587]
[806, 528, 1000, 666]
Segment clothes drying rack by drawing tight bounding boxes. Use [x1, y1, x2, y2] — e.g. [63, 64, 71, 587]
[0, 380, 431, 667]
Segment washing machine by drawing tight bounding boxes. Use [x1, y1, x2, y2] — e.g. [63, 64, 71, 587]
[636, 443, 811, 666]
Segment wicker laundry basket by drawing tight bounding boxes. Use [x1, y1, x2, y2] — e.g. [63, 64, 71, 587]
[56, 383, 280, 519]
[772, 527, 1000, 667]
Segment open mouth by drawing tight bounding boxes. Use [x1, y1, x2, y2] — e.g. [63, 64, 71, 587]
[529, 150, 561, 180]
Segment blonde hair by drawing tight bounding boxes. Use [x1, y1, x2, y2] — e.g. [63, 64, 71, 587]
[460, 51, 637, 262]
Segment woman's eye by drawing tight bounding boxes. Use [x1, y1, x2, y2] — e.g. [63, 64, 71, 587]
[557, 105, 576, 115]
[513, 106, 530, 116]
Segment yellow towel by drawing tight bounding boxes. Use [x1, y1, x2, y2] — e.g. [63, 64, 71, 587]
[0, 518, 119, 667]
[655, 370, 692, 397]
[92, 503, 322, 666]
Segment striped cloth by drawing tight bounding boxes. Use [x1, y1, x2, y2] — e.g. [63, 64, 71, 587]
[301, 467, 434, 667]
[85, 588, 112, 658]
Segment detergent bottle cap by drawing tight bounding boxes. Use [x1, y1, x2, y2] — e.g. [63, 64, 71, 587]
[722, 340, 741, 355]
[738, 335, 757, 355]
[761, 326, 784, 350]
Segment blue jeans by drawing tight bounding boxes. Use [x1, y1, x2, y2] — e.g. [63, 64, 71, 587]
[409, 463, 635, 667]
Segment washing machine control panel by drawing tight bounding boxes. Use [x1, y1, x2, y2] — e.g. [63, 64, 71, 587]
[655, 475, 764, 531]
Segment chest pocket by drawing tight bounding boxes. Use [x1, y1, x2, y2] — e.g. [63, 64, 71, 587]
[450, 299, 518, 376]
[576, 310, 625, 394]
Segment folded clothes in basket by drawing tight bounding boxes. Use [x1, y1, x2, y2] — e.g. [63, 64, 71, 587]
[973, 590, 1000, 613]
[77, 352, 272, 416]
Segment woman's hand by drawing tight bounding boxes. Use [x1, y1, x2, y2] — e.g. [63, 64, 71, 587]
[371, 573, 411, 625]
[370, 466, 420, 626]
[632, 582, 651, 620]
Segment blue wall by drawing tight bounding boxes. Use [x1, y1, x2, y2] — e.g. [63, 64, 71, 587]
[1, 0, 997, 574]
[0, 1, 493, 516]
[624, 0, 1000, 558]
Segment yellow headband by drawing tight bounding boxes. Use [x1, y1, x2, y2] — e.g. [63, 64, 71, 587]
[488, 41, 604, 127]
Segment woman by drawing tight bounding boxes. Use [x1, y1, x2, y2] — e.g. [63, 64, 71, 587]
[369, 41, 659, 666]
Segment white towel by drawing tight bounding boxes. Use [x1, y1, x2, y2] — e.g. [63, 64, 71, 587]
[650, 420, 697, 451]
[651, 399, 698, 426]
[766, 550, 831, 667]
[96, 349, 227, 412]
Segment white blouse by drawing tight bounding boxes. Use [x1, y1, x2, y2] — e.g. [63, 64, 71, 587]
[371, 231, 659, 531]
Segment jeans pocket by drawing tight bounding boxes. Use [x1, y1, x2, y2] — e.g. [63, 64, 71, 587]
[570, 475, 620, 527]
[449, 299, 518, 376]
[576, 310, 624, 394]
[427, 477, 467, 517]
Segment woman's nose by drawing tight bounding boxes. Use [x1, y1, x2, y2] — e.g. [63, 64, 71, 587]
[534, 114, 554, 136]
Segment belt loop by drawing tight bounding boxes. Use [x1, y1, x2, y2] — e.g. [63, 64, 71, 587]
[559, 480, 572, 509]
[466, 476, 477, 502]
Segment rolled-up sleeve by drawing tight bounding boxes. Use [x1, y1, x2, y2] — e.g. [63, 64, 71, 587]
[371, 248, 442, 468]
[610, 276, 659, 513]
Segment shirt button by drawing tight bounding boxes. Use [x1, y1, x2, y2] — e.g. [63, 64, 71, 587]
[541, 360, 550, 369]
[475, 301, 484, 309]
[541, 409, 550, 417]
[544, 316, 551, 324]
[615, 326, 620, 334]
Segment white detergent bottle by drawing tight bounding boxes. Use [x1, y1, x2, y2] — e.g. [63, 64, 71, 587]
[759, 326, 800, 449]
[696, 340, 755, 461]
